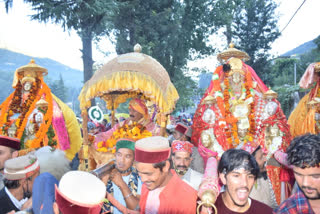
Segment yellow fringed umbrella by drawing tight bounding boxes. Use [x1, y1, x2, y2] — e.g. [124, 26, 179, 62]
[79, 44, 179, 116]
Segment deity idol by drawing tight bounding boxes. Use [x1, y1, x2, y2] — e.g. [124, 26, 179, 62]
[192, 44, 292, 207]
[288, 62, 320, 136]
[192, 44, 269, 156]
[257, 89, 291, 160]
[0, 60, 81, 160]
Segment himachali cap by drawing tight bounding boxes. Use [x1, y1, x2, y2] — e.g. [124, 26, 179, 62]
[135, 136, 171, 164]
[55, 171, 106, 214]
[241, 140, 260, 154]
[4, 154, 39, 180]
[172, 140, 194, 154]
[175, 123, 192, 137]
[0, 135, 21, 150]
[116, 138, 136, 151]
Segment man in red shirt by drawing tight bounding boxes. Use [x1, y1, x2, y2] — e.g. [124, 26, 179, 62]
[135, 136, 198, 214]
[214, 149, 273, 214]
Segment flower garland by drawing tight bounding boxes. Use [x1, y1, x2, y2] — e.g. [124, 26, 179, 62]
[97, 123, 152, 153]
[0, 77, 55, 149]
[0, 93, 14, 134]
[15, 78, 44, 139]
[25, 83, 54, 149]
[0, 79, 40, 136]
[211, 65, 255, 147]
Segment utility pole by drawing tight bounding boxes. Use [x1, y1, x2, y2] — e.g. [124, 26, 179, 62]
[294, 62, 296, 85]
[291, 54, 298, 86]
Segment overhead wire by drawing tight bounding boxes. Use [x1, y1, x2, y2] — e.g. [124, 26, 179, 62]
[280, 0, 307, 33]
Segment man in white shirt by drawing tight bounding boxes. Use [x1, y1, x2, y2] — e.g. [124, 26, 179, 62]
[0, 154, 40, 214]
[171, 140, 203, 190]
[101, 139, 142, 213]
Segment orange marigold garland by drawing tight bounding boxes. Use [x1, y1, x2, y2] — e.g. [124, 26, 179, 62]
[97, 123, 152, 153]
[211, 64, 256, 147]
[0, 77, 56, 149]
[0, 93, 14, 134]
[0, 79, 41, 136]
[16, 78, 43, 139]
[223, 73, 234, 146]
[25, 83, 54, 149]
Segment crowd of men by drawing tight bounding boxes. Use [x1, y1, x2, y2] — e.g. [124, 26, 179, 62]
[0, 99, 319, 214]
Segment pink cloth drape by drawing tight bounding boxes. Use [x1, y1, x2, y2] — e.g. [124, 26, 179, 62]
[52, 100, 70, 150]
[299, 63, 319, 89]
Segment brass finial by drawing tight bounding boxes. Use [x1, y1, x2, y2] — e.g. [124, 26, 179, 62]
[36, 98, 48, 108]
[229, 42, 235, 48]
[263, 88, 278, 100]
[307, 98, 320, 109]
[201, 95, 216, 105]
[134, 44, 142, 53]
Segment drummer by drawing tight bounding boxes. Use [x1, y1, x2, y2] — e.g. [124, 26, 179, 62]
[95, 98, 160, 143]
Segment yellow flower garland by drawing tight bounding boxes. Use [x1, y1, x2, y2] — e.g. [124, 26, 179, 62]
[97, 123, 152, 153]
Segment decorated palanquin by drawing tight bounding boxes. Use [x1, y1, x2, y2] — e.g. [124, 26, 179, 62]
[77, 44, 179, 171]
[0, 60, 82, 160]
[192, 44, 292, 208]
[288, 62, 320, 137]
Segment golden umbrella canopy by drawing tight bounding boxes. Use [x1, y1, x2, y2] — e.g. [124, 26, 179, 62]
[217, 43, 250, 63]
[79, 44, 179, 115]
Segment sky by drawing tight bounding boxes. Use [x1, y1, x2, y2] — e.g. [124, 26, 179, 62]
[0, 0, 320, 71]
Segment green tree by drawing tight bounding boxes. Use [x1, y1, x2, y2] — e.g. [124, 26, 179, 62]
[212, 0, 280, 84]
[268, 58, 296, 87]
[314, 35, 320, 50]
[48, 74, 67, 102]
[109, 0, 217, 110]
[210, 0, 243, 44]
[232, 0, 280, 82]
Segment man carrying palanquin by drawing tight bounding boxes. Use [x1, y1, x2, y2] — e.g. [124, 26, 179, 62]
[135, 136, 198, 214]
[0, 59, 81, 160]
[100, 138, 142, 213]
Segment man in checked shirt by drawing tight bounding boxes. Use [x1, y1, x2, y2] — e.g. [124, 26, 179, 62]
[274, 134, 320, 214]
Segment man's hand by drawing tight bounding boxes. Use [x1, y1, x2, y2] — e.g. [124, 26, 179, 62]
[96, 163, 111, 184]
[110, 169, 124, 187]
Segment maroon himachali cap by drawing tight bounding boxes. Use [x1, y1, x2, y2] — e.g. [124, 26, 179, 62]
[0, 135, 21, 150]
[135, 136, 171, 164]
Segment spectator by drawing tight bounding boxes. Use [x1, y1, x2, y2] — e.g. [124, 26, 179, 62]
[274, 134, 320, 214]
[0, 154, 40, 213]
